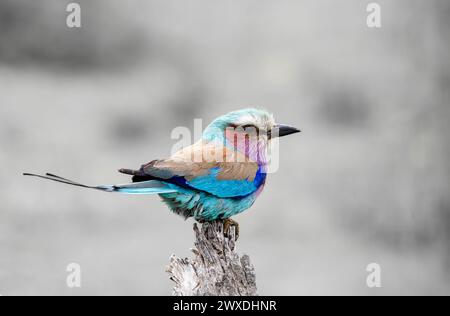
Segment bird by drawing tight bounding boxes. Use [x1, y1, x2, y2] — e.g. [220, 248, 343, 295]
[24, 108, 300, 237]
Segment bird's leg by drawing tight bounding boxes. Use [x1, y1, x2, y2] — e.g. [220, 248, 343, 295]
[223, 218, 240, 240]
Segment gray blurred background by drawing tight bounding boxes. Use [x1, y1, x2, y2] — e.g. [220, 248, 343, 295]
[1, 0, 449, 295]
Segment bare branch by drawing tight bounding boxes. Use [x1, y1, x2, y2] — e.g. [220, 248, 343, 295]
[166, 221, 257, 296]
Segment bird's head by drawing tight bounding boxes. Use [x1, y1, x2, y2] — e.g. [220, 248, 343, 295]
[203, 108, 300, 143]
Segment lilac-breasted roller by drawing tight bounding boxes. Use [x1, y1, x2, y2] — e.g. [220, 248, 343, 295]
[24, 108, 300, 234]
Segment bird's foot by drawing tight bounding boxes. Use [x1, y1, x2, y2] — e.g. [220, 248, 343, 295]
[223, 218, 240, 240]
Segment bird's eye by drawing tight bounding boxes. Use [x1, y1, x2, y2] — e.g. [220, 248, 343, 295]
[227, 123, 266, 135]
[241, 124, 258, 130]
[228, 123, 258, 130]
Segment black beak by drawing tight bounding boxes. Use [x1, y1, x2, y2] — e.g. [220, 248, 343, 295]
[270, 124, 301, 138]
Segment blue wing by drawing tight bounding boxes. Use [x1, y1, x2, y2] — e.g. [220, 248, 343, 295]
[137, 160, 266, 198]
[183, 166, 266, 198]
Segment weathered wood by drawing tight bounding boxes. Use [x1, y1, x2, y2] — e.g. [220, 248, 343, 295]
[166, 221, 258, 296]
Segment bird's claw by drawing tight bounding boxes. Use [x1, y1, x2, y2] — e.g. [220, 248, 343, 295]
[223, 218, 240, 240]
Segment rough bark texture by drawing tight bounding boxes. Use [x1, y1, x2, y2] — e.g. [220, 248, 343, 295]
[166, 221, 257, 296]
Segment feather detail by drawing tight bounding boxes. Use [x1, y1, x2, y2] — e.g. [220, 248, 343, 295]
[23, 173, 176, 194]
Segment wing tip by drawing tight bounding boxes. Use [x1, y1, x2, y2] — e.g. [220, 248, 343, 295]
[119, 168, 137, 175]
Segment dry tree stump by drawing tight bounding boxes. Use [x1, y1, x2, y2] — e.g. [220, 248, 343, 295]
[166, 221, 258, 296]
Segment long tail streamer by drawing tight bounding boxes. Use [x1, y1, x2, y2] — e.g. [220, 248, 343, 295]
[23, 173, 177, 195]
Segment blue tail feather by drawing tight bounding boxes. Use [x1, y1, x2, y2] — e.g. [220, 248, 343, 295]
[23, 173, 177, 195]
[99, 180, 177, 194]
